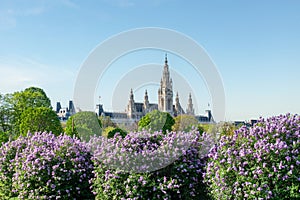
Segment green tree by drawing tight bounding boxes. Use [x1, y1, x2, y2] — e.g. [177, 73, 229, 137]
[199, 123, 217, 134]
[65, 111, 102, 141]
[11, 87, 51, 114]
[76, 126, 94, 142]
[196, 124, 205, 135]
[19, 107, 63, 136]
[172, 114, 199, 132]
[0, 93, 13, 134]
[65, 116, 78, 137]
[99, 116, 116, 129]
[10, 87, 52, 137]
[138, 110, 175, 134]
[0, 87, 53, 139]
[0, 131, 9, 146]
[102, 126, 127, 138]
[118, 122, 138, 132]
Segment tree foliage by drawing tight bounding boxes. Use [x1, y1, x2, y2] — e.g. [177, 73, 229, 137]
[65, 111, 102, 141]
[4, 87, 52, 137]
[65, 116, 77, 137]
[1, 87, 53, 139]
[11, 87, 51, 119]
[172, 114, 199, 132]
[14, 87, 51, 108]
[99, 116, 116, 129]
[0, 131, 9, 147]
[102, 126, 127, 138]
[19, 107, 63, 136]
[138, 110, 175, 134]
[0, 94, 13, 134]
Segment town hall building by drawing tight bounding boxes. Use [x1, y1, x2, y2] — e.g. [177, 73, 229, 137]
[56, 55, 214, 123]
[94, 55, 214, 124]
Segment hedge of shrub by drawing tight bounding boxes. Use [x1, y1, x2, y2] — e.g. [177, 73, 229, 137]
[89, 130, 212, 200]
[204, 113, 300, 199]
[0, 113, 298, 200]
[0, 132, 94, 199]
[102, 126, 127, 138]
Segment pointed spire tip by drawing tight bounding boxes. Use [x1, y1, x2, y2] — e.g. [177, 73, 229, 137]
[165, 53, 168, 63]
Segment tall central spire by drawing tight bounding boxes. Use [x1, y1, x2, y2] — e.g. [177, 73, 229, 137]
[158, 54, 173, 114]
[162, 53, 171, 87]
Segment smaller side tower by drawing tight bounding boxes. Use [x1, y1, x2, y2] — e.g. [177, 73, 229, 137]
[174, 92, 185, 116]
[186, 93, 194, 115]
[143, 90, 149, 113]
[56, 102, 62, 113]
[127, 89, 136, 118]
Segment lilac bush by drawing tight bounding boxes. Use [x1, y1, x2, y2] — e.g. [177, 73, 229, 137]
[204, 113, 300, 199]
[0, 135, 27, 199]
[0, 132, 94, 199]
[90, 130, 213, 199]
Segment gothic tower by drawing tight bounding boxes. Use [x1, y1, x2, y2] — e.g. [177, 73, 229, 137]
[186, 93, 195, 115]
[127, 89, 135, 118]
[143, 89, 149, 113]
[158, 54, 173, 115]
[175, 92, 184, 116]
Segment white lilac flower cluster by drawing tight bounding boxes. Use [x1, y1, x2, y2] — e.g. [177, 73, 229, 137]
[89, 129, 212, 200]
[204, 113, 300, 199]
[0, 132, 94, 199]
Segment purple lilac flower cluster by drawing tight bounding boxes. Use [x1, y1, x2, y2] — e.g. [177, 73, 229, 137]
[0, 132, 94, 199]
[90, 130, 212, 200]
[204, 113, 300, 199]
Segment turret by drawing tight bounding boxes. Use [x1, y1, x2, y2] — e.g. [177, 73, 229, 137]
[127, 89, 135, 118]
[56, 102, 61, 113]
[186, 93, 194, 115]
[158, 54, 173, 115]
[68, 100, 76, 115]
[144, 90, 149, 111]
[174, 92, 184, 116]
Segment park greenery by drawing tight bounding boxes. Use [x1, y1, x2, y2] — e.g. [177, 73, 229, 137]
[19, 107, 63, 136]
[0, 87, 59, 142]
[172, 114, 199, 132]
[138, 110, 175, 134]
[99, 115, 116, 129]
[0, 87, 299, 199]
[102, 126, 127, 138]
[65, 111, 102, 141]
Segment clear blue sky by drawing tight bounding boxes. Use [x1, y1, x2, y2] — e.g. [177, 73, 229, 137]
[0, 0, 299, 121]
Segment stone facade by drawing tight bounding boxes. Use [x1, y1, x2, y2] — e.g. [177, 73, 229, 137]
[126, 55, 189, 119]
[56, 100, 76, 120]
[94, 54, 214, 124]
[56, 55, 214, 124]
